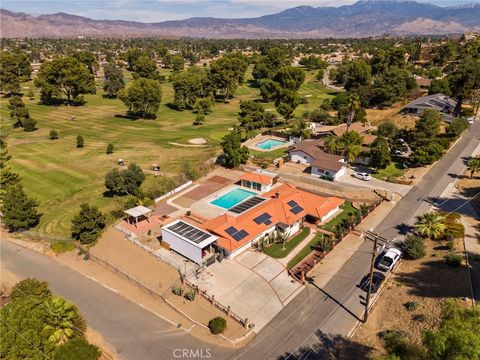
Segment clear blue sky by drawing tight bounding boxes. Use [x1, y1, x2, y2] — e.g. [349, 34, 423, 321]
[2, 0, 479, 22]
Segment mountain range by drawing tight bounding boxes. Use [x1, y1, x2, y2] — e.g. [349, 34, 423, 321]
[1, 0, 480, 39]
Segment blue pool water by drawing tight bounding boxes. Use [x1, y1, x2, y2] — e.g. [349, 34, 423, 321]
[211, 188, 256, 209]
[256, 138, 287, 150]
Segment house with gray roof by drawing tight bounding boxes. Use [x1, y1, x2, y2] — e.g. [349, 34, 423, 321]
[403, 93, 458, 122]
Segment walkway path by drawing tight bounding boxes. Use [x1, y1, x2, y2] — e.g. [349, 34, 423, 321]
[278, 228, 316, 266]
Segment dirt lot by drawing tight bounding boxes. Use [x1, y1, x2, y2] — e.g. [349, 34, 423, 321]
[366, 99, 418, 129]
[353, 237, 471, 357]
[456, 173, 480, 214]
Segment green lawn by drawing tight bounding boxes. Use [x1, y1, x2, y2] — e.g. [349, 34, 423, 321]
[249, 147, 288, 160]
[372, 162, 406, 181]
[263, 227, 310, 259]
[287, 202, 355, 270]
[319, 202, 356, 232]
[1, 67, 333, 236]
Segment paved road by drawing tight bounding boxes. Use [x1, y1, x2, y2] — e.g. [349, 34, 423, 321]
[322, 66, 345, 92]
[1, 240, 232, 360]
[3, 120, 479, 360]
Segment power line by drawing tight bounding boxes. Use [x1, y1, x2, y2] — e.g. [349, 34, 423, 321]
[0, 319, 52, 360]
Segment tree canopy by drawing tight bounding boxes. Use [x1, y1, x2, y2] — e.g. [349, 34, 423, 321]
[1, 184, 41, 231]
[104, 163, 146, 196]
[0, 51, 32, 95]
[103, 63, 125, 98]
[118, 78, 162, 119]
[71, 203, 106, 245]
[35, 56, 95, 105]
[221, 130, 249, 168]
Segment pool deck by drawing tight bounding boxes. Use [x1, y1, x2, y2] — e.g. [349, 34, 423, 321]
[244, 134, 293, 152]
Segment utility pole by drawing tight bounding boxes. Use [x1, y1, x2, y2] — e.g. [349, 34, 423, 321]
[364, 233, 378, 323]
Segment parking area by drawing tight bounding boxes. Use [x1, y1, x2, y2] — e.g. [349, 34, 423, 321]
[187, 250, 303, 332]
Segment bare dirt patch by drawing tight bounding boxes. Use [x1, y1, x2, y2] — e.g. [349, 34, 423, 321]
[456, 173, 480, 215]
[353, 238, 471, 357]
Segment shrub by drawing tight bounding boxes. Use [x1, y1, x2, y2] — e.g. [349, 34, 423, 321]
[316, 235, 334, 253]
[50, 240, 76, 254]
[11, 278, 52, 302]
[403, 235, 426, 260]
[172, 285, 184, 296]
[404, 301, 418, 312]
[446, 240, 455, 251]
[444, 252, 462, 267]
[50, 129, 59, 140]
[412, 314, 428, 322]
[379, 330, 426, 359]
[208, 316, 227, 335]
[184, 290, 196, 301]
[53, 338, 101, 360]
[23, 118, 37, 132]
[77, 135, 84, 148]
[106, 143, 114, 154]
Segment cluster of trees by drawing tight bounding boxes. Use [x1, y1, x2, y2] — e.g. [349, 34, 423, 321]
[333, 48, 417, 108]
[253, 47, 305, 121]
[0, 51, 31, 95]
[0, 137, 41, 231]
[237, 100, 277, 135]
[35, 56, 96, 105]
[104, 163, 146, 196]
[369, 121, 399, 169]
[410, 110, 449, 166]
[0, 278, 100, 360]
[324, 131, 364, 164]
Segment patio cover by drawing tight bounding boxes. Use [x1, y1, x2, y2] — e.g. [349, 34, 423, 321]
[124, 205, 152, 218]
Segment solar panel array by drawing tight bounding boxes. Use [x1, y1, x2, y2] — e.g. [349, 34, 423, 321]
[225, 226, 249, 242]
[287, 199, 304, 215]
[253, 212, 273, 225]
[229, 196, 266, 214]
[167, 221, 212, 244]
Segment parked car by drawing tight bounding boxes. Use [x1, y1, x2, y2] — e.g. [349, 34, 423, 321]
[353, 172, 372, 181]
[359, 272, 386, 293]
[467, 117, 475, 125]
[393, 150, 404, 156]
[377, 248, 402, 272]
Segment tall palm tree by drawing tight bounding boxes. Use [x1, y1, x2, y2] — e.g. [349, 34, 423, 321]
[466, 158, 480, 179]
[337, 131, 364, 164]
[346, 92, 361, 130]
[415, 211, 446, 239]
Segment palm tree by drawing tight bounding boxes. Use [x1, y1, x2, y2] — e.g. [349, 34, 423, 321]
[337, 131, 364, 164]
[44, 296, 85, 345]
[415, 211, 446, 239]
[466, 158, 480, 179]
[346, 92, 361, 130]
[290, 119, 311, 140]
[324, 136, 339, 154]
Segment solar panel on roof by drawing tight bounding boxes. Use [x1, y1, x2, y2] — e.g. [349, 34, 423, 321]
[229, 196, 266, 214]
[225, 226, 238, 236]
[287, 200, 298, 207]
[265, 220, 272, 225]
[290, 206, 304, 215]
[167, 221, 212, 244]
[232, 229, 249, 242]
[253, 212, 271, 225]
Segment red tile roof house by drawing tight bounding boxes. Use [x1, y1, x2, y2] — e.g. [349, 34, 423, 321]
[200, 184, 344, 260]
[288, 140, 347, 181]
[238, 171, 278, 192]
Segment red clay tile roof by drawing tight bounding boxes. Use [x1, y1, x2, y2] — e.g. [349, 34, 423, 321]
[239, 172, 274, 185]
[202, 184, 344, 253]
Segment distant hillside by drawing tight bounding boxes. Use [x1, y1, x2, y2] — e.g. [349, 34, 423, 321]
[1, 0, 480, 38]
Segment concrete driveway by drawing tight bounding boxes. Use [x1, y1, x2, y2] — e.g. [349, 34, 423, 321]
[187, 250, 303, 332]
[337, 167, 411, 196]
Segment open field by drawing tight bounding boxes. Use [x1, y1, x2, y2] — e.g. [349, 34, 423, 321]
[0, 67, 335, 236]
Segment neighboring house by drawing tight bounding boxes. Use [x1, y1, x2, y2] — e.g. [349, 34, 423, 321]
[239, 171, 277, 192]
[202, 184, 344, 259]
[403, 93, 458, 121]
[289, 139, 347, 181]
[414, 76, 432, 90]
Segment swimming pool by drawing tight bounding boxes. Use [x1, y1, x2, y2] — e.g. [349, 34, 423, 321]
[211, 188, 256, 209]
[256, 138, 287, 150]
